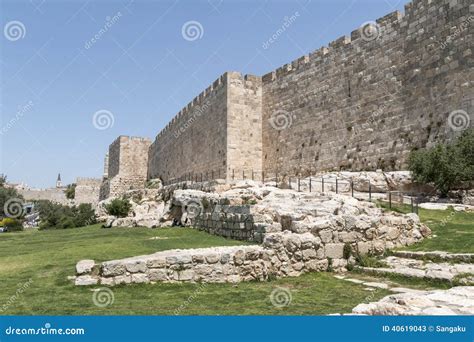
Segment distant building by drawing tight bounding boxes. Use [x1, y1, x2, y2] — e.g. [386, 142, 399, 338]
[56, 173, 62, 188]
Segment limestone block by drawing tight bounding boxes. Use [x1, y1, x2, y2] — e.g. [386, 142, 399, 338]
[76, 260, 95, 275]
[75, 275, 98, 286]
[324, 243, 345, 259]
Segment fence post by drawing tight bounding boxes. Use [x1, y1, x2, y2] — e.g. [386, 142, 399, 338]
[389, 192, 392, 209]
[336, 178, 338, 194]
[351, 181, 354, 197]
[411, 195, 414, 213]
[309, 177, 312, 193]
[288, 176, 291, 189]
[298, 177, 300, 192]
[243, 170, 245, 180]
[232, 169, 235, 180]
[276, 173, 278, 187]
[321, 177, 324, 193]
[262, 171, 265, 183]
[252, 170, 254, 181]
[369, 181, 372, 202]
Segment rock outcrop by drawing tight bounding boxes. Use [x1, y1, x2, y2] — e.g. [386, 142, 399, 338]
[352, 286, 474, 315]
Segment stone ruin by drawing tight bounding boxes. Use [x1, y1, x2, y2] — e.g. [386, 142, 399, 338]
[75, 180, 431, 285]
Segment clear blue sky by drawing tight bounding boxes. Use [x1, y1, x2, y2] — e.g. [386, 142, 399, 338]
[0, 0, 406, 188]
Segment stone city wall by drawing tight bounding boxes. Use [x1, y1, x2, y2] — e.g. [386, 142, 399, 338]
[147, 72, 264, 184]
[147, 74, 229, 182]
[262, 0, 473, 175]
[98, 0, 473, 196]
[100, 136, 151, 200]
[19, 188, 69, 205]
[74, 177, 101, 205]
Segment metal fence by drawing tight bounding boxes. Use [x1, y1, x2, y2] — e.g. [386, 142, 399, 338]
[162, 168, 421, 213]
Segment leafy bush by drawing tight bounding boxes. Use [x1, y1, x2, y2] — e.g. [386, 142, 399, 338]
[408, 129, 474, 196]
[36, 200, 96, 230]
[105, 198, 132, 218]
[343, 243, 352, 260]
[355, 254, 387, 268]
[65, 183, 76, 199]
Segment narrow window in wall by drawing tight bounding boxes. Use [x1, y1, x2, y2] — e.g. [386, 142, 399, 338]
[348, 79, 351, 98]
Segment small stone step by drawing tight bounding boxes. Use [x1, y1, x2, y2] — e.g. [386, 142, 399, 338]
[357, 255, 474, 283]
[393, 250, 474, 263]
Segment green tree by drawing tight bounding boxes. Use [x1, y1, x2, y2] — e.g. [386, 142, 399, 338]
[0, 174, 6, 187]
[65, 183, 76, 199]
[408, 129, 474, 196]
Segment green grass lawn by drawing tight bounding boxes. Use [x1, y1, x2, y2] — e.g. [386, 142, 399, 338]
[378, 202, 474, 253]
[0, 225, 389, 315]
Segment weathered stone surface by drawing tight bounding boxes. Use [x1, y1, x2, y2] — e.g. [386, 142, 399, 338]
[76, 260, 95, 275]
[75, 275, 98, 286]
[359, 256, 474, 283]
[324, 243, 344, 259]
[352, 287, 474, 315]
